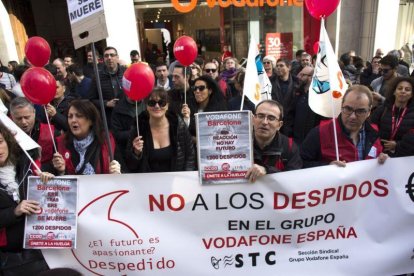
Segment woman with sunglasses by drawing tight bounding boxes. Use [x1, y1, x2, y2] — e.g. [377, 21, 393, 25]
[370, 77, 414, 157]
[126, 88, 195, 172]
[52, 99, 121, 175]
[189, 63, 202, 87]
[186, 75, 227, 138]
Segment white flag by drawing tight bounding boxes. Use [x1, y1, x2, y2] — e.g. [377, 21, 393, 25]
[243, 38, 272, 106]
[309, 19, 348, 118]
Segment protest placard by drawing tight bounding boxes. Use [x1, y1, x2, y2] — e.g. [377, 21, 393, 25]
[196, 111, 253, 185]
[24, 177, 78, 249]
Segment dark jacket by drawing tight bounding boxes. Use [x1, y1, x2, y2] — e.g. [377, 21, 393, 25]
[169, 87, 195, 118]
[301, 116, 383, 168]
[360, 65, 380, 87]
[291, 86, 325, 145]
[111, 97, 145, 170]
[253, 132, 302, 173]
[270, 74, 299, 136]
[0, 152, 34, 252]
[370, 101, 414, 157]
[38, 97, 69, 135]
[125, 111, 196, 172]
[88, 64, 126, 129]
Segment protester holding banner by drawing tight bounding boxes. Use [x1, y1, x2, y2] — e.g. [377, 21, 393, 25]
[370, 77, 414, 157]
[52, 100, 121, 175]
[0, 122, 54, 275]
[301, 85, 388, 168]
[126, 88, 195, 173]
[246, 100, 302, 182]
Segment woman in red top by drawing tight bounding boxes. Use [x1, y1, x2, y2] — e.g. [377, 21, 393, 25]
[52, 100, 121, 175]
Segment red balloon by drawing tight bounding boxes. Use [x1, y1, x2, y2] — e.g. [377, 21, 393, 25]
[25, 36, 51, 67]
[21, 67, 56, 105]
[313, 41, 320, 55]
[305, 0, 340, 19]
[173, 36, 198, 66]
[122, 63, 155, 101]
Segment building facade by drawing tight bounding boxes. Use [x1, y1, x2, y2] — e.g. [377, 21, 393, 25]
[0, 0, 413, 66]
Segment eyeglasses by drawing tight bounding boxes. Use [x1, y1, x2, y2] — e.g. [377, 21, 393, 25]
[205, 69, 217, 73]
[104, 53, 117, 58]
[194, 85, 207, 92]
[147, 99, 167, 107]
[341, 106, 369, 117]
[255, 113, 279, 122]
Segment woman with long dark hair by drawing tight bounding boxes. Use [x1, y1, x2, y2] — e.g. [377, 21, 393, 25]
[0, 123, 53, 274]
[370, 77, 414, 156]
[52, 99, 121, 175]
[126, 88, 195, 172]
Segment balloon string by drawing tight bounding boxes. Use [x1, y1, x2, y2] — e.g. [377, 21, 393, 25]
[43, 105, 58, 153]
[135, 101, 140, 138]
[184, 66, 187, 105]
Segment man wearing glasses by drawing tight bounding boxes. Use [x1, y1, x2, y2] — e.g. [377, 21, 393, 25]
[88, 46, 125, 129]
[300, 85, 388, 168]
[245, 100, 302, 182]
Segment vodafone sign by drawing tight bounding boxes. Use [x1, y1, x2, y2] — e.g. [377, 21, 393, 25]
[172, 0, 303, 13]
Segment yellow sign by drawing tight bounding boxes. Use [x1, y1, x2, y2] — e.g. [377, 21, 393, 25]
[172, 0, 303, 13]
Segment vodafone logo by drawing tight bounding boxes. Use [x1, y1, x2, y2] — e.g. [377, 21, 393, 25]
[171, 0, 303, 13]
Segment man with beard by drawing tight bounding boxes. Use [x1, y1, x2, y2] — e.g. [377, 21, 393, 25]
[245, 100, 302, 182]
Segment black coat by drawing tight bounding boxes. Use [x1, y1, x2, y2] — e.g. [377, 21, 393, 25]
[370, 101, 414, 157]
[270, 74, 300, 136]
[0, 152, 32, 252]
[88, 64, 126, 129]
[125, 111, 196, 172]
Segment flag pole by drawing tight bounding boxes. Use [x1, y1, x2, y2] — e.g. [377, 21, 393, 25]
[91, 42, 114, 161]
[322, 17, 340, 162]
[240, 92, 245, 111]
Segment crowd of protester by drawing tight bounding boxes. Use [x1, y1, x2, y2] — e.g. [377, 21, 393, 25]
[0, 42, 413, 274]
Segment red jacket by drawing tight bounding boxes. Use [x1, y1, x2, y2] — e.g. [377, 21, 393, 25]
[56, 133, 115, 175]
[319, 118, 383, 163]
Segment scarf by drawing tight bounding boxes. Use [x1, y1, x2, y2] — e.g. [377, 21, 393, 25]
[220, 68, 238, 82]
[0, 164, 19, 202]
[73, 132, 95, 175]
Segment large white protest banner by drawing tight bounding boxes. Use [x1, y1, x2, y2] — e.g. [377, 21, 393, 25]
[42, 157, 414, 275]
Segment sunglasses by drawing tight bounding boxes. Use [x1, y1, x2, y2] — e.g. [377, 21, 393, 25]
[104, 53, 117, 58]
[205, 68, 217, 73]
[147, 99, 167, 107]
[194, 85, 207, 92]
[263, 61, 272, 65]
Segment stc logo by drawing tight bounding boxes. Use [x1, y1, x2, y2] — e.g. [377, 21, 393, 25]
[406, 172, 414, 202]
[211, 251, 276, 269]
